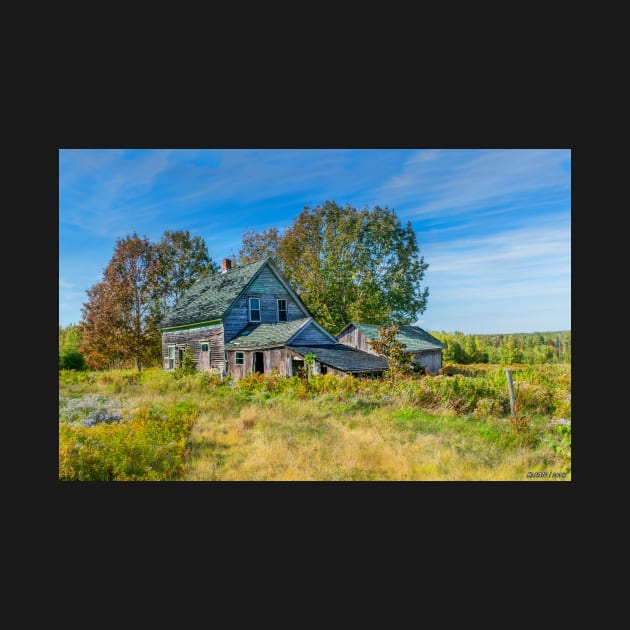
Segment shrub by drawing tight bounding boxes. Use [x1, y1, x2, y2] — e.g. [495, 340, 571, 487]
[59, 348, 86, 371]
[59, 401, 198, 481]
[174, 346, 196, 378]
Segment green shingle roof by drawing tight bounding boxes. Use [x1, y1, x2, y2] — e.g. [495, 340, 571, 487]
[288, 344, 388, 373]
[351, 323, 446, 351]
[225, 318, 311, 349]
[159, 259, 267, 329]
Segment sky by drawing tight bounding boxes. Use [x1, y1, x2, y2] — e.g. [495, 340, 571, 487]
[59, 148, 571, 335]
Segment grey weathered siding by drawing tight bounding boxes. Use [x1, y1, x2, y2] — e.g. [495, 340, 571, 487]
[413, 350, 442, 374]
[291, 322, 333, 345]
[162, 324, 225, 372]
[336, 326, 375, 354]
[223, 267, 306, 342]
[227, 347, 290, 380]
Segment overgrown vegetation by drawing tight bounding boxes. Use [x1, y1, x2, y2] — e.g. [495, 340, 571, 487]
[368, 324, 413, 380]
[59, 364, 571, 481]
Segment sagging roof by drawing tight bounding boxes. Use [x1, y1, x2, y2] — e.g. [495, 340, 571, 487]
[158, 259, 267, 329]
[226, 318, 312, 349]
[343, 322, 446, 352]
[288, 344, 388, 374]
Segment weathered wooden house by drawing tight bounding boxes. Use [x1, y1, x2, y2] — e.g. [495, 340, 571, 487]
[336, 322, 446, 374]
[158, 258, 387, 379]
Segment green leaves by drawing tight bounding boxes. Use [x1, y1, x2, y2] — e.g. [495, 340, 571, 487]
[238, 201, 430, 333]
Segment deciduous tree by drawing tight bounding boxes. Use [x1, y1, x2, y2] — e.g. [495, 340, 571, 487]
[239, 201, 429, 333]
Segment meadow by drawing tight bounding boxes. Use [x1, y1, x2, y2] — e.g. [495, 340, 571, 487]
[59, 364, 571, 481]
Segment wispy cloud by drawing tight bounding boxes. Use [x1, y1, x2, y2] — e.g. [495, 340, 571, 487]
[376, 149, 570, 219]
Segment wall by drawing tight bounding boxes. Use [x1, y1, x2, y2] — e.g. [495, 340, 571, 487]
[413, 350, 442, 374]
[162, 324, 225, 372]
[336, 326, 375, 354]
[227, 347, 290, 380]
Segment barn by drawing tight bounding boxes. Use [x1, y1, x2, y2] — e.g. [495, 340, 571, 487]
[336, 322, 446, 374]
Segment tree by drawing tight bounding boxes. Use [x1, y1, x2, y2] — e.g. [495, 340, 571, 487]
[59, 324, 82, 353]
[239, 201, 429, 333]
[81, 233, 160, 371]
[154, 230, 218, 311]
[80, 231, 218, 372]
[59, 324, 86, 370]
[501, 335, 523, 365]
[239, 227, 281, 266]
[369, 324, 412, 380]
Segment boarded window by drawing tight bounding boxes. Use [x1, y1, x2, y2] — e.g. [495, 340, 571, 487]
[235, 352, 244, 365]
[277, 299, 287, 322]
[249, 297, 261, 322]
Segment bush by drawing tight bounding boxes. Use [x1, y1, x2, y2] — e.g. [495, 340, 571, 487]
[59, 401, 198, 480]
[59, 348, 86, 371]
[174, 346, 196, 378]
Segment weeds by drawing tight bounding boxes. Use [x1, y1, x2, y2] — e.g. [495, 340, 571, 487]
[59, 364, 571, 481]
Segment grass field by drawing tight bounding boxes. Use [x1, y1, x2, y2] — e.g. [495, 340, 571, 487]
[58, 364, 571, 481]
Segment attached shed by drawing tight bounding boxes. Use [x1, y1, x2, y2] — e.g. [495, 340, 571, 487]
[288, 344, 388, 377]
[336, 322, 446, 374]
[225, 317, 339, 379]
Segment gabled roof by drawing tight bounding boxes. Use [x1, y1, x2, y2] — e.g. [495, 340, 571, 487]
[158, 259, 268, 330]
[225, 318, 312, 349]
[288, 344, 388, 373]
[340, 322, 447, 352]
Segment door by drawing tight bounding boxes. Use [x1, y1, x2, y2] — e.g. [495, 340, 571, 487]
[253, 351, 265, 374]
[199, 341, 210, 371]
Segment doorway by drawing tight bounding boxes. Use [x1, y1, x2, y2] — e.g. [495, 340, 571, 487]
[253, 351, 265, 374]
[291, 359, 304, 377]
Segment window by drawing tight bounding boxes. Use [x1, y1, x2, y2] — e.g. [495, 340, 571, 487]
[277, 298, 287, 322]
[235, 352, 244, 365]
[249, 297, 261, 322]
[200, 342, 209, 352]
[168, 345, 175, 370]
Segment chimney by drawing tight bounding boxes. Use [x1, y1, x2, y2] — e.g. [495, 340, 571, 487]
[221, 258, 232, 273]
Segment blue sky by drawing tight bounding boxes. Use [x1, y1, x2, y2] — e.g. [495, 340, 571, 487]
[59, 148, 571, 334]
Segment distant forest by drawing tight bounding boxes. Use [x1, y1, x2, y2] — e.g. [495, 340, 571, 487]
[430, 330, 571, 365]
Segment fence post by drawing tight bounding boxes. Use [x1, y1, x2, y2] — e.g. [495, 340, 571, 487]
[506, 368, 515, 418]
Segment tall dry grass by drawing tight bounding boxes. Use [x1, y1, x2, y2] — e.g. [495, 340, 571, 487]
[60, 366, 570, 481]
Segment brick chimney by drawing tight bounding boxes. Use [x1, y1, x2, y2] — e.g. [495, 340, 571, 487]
[221, 258, 232, 273]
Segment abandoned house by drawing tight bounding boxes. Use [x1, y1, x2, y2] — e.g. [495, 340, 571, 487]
[336, 322, 446, 374]
[158, 258, 388, 379]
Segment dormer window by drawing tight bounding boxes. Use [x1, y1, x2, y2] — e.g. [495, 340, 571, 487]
[249, 297, 261, 322]
[277, 298, 287, 322]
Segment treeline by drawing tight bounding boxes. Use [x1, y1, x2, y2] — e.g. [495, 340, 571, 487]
[430, 330, 571, 365]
